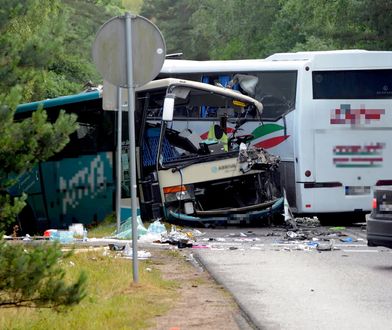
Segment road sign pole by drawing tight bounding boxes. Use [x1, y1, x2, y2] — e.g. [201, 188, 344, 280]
[116, 87, 122, 234]
[93, 12, 166, 284]
[125, 12, 139, 283]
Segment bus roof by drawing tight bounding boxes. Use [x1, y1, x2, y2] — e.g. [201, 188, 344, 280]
[161, 58, 302, 73]
[18, 78, 263, 114]
[161, 50, 392, 73]
[103, 78, 263, 112]
[143, 78, 263, 111]
[266, 50, 392, 69]
[16, 89, 102, 114]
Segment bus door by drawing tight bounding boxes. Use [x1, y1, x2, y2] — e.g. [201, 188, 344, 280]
[9, 167, 48, 233]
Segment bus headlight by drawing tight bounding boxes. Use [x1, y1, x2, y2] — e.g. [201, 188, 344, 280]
[176, 190, 192, 200]
[163, 184, 194, 203]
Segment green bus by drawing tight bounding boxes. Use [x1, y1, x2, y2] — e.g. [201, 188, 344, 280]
[11, 89, 116, 234]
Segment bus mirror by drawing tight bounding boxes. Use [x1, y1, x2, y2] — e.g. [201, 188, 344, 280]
[162, 93, 175, 121]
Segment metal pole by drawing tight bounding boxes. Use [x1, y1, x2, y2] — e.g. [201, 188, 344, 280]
[116, 87, 122, 234]
[125, 12, 139, 282]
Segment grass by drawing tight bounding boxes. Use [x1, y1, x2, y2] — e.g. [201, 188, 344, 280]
[0, 249, 179, 330]
[86, 214, 117, 238]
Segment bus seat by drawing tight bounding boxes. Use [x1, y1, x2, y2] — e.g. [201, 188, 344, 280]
[142, 128, 180, 167]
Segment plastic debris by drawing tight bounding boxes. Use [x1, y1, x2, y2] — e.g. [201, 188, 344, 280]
[108, 244, 125, 251]
[192, 245, 209, 249]
[50, 230, 74, 243]
[114, 216, 148, 239]
[329, 226, 346, 231]
[159, 225, 194, 248]
[306, 242, 318, 248]
[69, 223, 84, 236]
[190, 229, 205, 237]
[83, 228, 88, 242]
[286, 231, 298, 239]
[340, 237, 355, 243]
[316, 240, 335, 251]
[23, 234, 31, 241]
[283, 189, 297, 230]
[122, 243, 151, 259]
[44, 229, 57, 238]
[147, 219, 167, 235]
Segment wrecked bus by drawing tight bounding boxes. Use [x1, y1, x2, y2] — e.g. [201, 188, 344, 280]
[126, 78, 283, 225]
[11, 78, 282, 233]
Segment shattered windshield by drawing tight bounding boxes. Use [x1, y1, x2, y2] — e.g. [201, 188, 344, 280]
[168, 71, 297, 121]
[141, 86, 258, 168]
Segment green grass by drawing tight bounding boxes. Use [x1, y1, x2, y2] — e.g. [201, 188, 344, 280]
[87, 214, 117, 238]
[0, 249, 179, 330]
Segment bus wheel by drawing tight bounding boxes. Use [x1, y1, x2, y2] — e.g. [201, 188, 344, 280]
[17, 205, 37, 236]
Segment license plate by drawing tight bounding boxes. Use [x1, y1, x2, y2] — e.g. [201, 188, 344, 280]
[345, 186, 371, 196]
[379, 203, 392, 212]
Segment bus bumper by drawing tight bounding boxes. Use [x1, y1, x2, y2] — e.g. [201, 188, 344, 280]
[164, 197, 284, 226]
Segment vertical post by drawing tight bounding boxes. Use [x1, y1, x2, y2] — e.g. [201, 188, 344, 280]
[125, 12, 139, 282]
[116, 87, 122, 234]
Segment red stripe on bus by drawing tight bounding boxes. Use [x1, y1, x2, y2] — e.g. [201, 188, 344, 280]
[351, 158, 383, 162]
[254, 135, 289, 149]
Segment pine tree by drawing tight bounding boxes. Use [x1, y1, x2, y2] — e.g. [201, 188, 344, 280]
[0, 240, 87, 309]
[0, 87, 84, 310]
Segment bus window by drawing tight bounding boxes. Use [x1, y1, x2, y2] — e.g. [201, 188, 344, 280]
[195, 72, 297, 121]
[252, 71, 297, 120]
[313, 69, 392, 99]
[54, 108, 114, 159]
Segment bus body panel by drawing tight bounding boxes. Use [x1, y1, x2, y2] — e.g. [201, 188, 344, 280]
[40, 152, 114, 228]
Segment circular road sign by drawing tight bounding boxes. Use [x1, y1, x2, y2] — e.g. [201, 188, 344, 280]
[92, 14, 166, 87]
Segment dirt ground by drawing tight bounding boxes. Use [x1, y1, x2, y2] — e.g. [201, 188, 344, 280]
[148, 249, 250, 330]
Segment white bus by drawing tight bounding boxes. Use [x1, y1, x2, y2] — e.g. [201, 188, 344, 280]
[160, 50, 392, 219]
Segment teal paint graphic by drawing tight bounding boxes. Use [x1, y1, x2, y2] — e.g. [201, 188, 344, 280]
[42, 152, 114, 227]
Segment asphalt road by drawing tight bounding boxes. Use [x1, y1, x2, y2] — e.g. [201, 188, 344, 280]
[192, 224, 392, 330]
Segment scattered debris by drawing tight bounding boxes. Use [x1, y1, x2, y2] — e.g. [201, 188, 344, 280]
[69, 223, 84, 237]
[108, 244, 125, 251]
[147, 219, 167, 235]
[330, 226, 346, 231]
[49, 230, 74, 243]
[340, 237, 356, 243]
[114, 216, 148, 240]
[22, 234, 31, 241]
[122, 243, 152, 259]
[316, 240, 335, 252]
[295, 217, 320, 227]
[283, 189, 297, 230]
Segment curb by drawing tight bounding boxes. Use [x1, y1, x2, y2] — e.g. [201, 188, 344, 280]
[192, 251, 262, 330]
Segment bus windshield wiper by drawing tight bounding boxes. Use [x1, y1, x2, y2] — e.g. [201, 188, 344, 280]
[170, 157, 204, 173]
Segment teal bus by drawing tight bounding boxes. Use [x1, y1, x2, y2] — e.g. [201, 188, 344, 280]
[11, 88, 116, 234]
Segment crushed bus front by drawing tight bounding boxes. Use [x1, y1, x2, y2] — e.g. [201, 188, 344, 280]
[133, 78, 283, 226]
